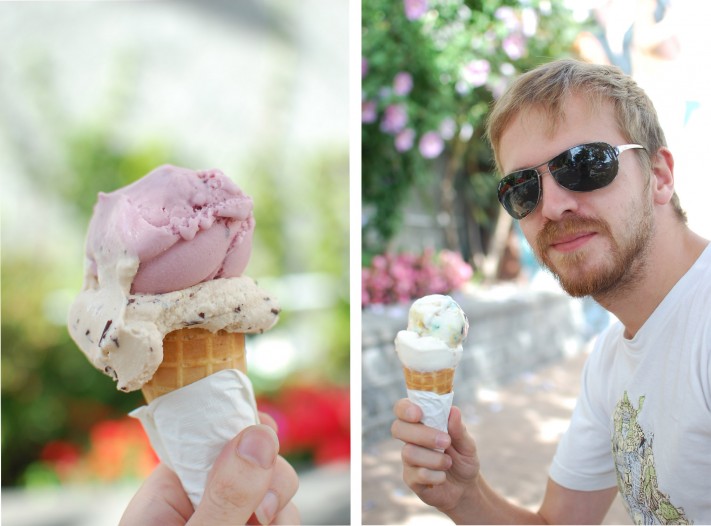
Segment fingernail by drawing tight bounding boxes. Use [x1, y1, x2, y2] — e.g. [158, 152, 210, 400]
[405, 406, 418, 421]
[255, 490, 278, 525]
[443, 454, 453, 469]
[435, 433, 450, 450]
[237, 427, 278, 469]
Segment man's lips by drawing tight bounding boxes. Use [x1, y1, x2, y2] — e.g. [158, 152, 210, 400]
[548, 231, 596, 252]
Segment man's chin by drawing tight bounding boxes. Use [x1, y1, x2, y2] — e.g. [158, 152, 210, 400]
[545, 258, 610, 298]
[556, 276, 597, 298]
[549, 259, 625, 298]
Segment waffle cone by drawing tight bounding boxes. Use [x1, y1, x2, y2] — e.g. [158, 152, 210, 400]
[141, 328, 246, 403]
[403, 366, 455, 395]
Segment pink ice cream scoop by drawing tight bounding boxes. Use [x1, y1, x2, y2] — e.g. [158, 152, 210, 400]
[85, 165, 254, 294]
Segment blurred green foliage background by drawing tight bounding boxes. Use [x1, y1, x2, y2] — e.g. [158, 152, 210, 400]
[1, 1, 349, 487]
[362, 0, 589, 263]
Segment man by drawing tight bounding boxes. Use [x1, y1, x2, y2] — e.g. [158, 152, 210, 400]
[391, 59, 710, 524]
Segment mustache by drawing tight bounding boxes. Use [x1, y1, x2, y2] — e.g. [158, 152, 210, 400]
[536, 216, 611, 252]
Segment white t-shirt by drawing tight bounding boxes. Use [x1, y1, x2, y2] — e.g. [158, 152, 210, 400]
[550, 243, 711, 524]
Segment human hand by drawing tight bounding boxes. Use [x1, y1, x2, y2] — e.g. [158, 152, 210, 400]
[391, 399, 479, 513]
[120, 414, 299, 526]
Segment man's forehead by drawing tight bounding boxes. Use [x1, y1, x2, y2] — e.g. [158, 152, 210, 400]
[508, 106, 560, 140]
[508, 94, 605, 139]
[498, 94, 618, 173]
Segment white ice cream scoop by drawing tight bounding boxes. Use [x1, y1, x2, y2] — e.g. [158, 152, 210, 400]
[394, 294, 469, 433]
[396, 294, 469, 372]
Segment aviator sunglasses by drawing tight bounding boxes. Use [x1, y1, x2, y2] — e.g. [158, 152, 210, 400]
[497, 142, 645, 219]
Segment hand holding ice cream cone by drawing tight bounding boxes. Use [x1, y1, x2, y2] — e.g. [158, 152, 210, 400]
[395, 294, 469, 433]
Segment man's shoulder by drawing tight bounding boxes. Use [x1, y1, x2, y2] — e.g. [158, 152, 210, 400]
[593, 321, 624, 348]
[585, 322, 625, 367]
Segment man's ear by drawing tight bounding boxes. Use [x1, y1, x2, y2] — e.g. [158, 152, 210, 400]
[650, 147, 675, 206]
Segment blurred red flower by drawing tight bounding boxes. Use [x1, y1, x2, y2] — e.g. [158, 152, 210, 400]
[86, 417, 158, 480]
[40, 440, 81, 479]
[257, 384, 350, 465]
[32, 385, 349, 486]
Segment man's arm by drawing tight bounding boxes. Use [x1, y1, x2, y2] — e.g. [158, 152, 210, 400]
[447, 476, 617, 525]
[393, 399, 618, 524]
[539, 479, 618, 525]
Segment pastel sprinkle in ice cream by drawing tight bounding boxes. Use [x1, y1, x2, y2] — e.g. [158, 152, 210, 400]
[395, 294, 469, 373]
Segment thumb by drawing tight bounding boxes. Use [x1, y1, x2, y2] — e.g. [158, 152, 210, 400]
[189, 424, 279, 526]
[445, 406, 482, 486]
[447, 406, 477, 457]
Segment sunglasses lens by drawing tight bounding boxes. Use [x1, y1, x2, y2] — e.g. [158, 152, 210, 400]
[498, 170, 540, 219]
[549, 142, 618, 192]
[497, 143, 628, 219]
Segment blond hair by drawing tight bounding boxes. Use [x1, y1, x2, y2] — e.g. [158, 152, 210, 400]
[486, 59, 686, 222]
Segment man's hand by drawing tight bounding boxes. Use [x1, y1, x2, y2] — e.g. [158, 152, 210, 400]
[393, 398, 618, 525]
[120, 415, 299, 525]
[392, 399, 480, 513]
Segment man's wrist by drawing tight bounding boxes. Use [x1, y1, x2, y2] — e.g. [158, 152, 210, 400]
[438, 475, 482, 524]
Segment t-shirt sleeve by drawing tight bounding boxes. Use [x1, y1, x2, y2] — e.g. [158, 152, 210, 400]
[549, 340, 618, 491]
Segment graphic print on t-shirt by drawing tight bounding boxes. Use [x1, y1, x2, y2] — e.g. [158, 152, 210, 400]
[612, 392, 691, 525]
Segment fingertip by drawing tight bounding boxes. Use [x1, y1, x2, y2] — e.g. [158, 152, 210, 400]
[416, 466, 446, 486]
[236, 424, 279, 469]
[434, 432, 451, 450]
[448, 406, 463, 431]
[406, 404, 421, 422]
[255, 490, 279, 525]
[195, 425, 279, 525]
[394, 398, 421, 422]
[272, 501, 301, 525]
[259, 411, 279, 433]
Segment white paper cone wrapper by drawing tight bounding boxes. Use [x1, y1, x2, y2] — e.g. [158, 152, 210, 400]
[130, 369, 258, 508]
[406, 389, 454, 434]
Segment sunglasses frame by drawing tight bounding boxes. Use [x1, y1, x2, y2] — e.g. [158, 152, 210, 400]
[497, 142, 645, 219]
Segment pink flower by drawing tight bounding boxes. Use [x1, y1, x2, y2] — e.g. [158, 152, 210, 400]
[362, 100, 377, 123]
[362, 57, 369, 77]
[439, 118, 456, 140]
[395, 128, 415, 152]
[391, 259, 416, 301]
[495, 6, 519, 31]
[521, 8, 538, 37]
[403, 0, 428, 21]
[462, 59, 490, 87]
[503, 33, 525, 60]
[439, 250, 473, 288]
[380, 104, 408, 134]
[393, 71, 413, 96]
[372, 254, 388, 270]
[362, 249, 472, 307]
[419, 131, 444, 159]
[500, 62, 515, 76]
[362, 268, 372, 306]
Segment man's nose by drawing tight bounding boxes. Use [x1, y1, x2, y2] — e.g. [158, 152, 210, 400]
[537, 169, 579, 221]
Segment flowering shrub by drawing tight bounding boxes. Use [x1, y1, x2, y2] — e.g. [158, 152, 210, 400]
[257, 384, 350, 465]
[362, 0, 588, 253]
[362, 249, 473, 306]
[24, 384, 350, 486]
[23, 417, 158, 485]
[85, 418, 158, 481]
